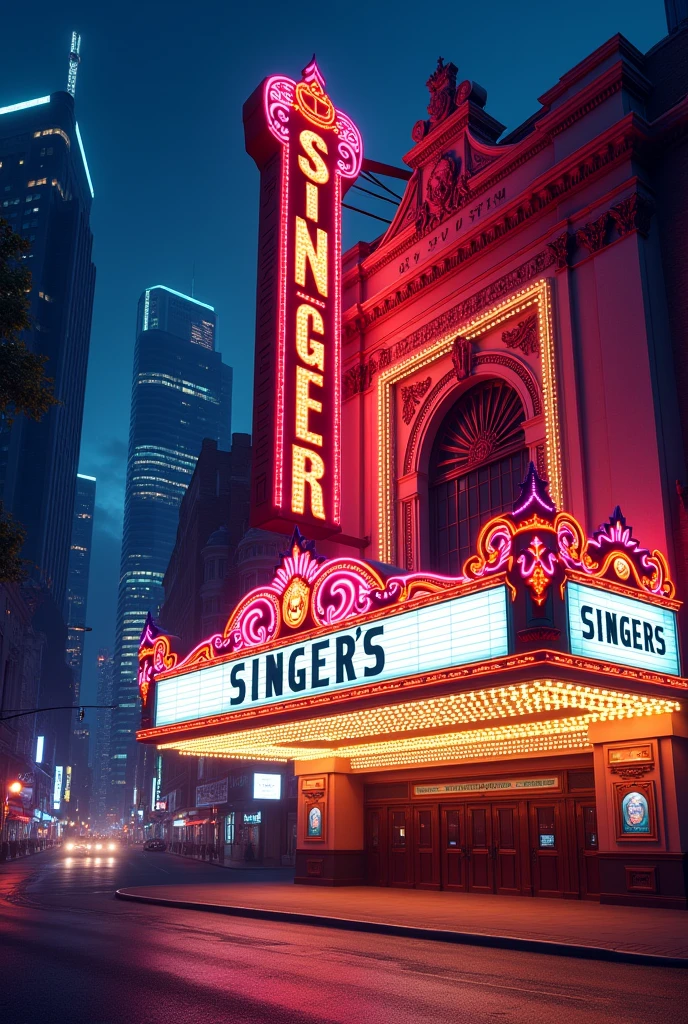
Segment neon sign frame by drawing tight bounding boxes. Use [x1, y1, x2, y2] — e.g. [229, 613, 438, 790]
[244, 59, 363, 537]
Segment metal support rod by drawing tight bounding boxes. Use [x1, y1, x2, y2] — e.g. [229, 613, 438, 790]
[342, 202, 392, 224]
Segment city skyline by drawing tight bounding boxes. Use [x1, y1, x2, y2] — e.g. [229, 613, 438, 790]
[0, 3, 668, 716]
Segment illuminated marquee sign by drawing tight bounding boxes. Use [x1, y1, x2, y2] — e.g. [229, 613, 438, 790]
[244, 59, 363, 536]
[154, 585, 509, 728]
[567, 581, 680, 676]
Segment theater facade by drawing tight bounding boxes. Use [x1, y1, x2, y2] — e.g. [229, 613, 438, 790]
[138, 32, 688, 906]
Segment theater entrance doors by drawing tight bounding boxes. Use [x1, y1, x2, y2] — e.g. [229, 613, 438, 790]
[365, 796, 597, 898]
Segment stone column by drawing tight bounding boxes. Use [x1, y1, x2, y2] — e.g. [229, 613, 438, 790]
[589, 710, 688, 908]
[293, 757, 365, 886]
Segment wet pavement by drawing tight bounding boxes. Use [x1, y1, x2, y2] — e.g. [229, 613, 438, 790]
[1, 846, 686, 1024]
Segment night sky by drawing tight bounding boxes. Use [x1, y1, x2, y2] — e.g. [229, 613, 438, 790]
[0, 1, 667, 716]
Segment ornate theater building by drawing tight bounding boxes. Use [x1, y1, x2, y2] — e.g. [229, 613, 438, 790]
[138, 30, 688, 906]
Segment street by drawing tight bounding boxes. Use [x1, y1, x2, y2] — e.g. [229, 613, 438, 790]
[0, 848, 685, 1024]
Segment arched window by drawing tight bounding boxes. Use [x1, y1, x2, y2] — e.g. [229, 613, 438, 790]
[429, 379, 529, 574]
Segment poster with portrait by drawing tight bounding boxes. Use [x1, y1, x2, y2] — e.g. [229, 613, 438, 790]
[306, 803, 324, 840]
[614, 781, 657, 841]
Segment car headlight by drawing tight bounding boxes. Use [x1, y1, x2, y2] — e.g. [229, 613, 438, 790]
[86, 844, 92, 850]
[66, 842, 75, 851]
[95, 843, 102, 850]
[108, 843, 115, 851]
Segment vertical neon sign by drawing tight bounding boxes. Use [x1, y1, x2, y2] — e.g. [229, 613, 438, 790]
[244, 59, 362, 536]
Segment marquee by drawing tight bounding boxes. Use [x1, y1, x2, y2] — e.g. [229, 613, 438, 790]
[137, 466, 683, 746]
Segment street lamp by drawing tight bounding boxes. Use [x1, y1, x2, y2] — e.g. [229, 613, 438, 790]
[1, 781, 24, 859]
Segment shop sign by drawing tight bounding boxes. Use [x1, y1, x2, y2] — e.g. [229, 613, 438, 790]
[53, 766, 63, 810]
[414, 776, 560, 797]
[155, 584, 509, 727]
[243, 811, 262, 824]
[63, 766, 72, 803]
[567, 581, 680, 676]
[196, 778, 229, 808]
[301, 777, 326, 792]
[173, 819, 185, 828]
[253, 773, 281, 800]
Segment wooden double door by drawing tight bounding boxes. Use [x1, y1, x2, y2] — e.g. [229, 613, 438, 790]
[365, 799, 599, 898]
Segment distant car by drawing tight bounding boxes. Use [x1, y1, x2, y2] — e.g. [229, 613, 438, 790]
[143, 839, 166, 852]
[65, 840, 118, 855]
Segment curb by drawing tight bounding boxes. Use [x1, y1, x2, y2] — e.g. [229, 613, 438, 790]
[114, 889, 688, 968]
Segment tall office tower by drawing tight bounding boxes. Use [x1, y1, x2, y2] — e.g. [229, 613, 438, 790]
[65, 473, 96, 702]
[70, 723, 91, 822]
[111, 286, 232, 817]
[0, 90, 96, 612]
[92, 648, 114, 823]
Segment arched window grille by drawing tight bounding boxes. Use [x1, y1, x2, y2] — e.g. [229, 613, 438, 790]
[429, 380, 529, 575]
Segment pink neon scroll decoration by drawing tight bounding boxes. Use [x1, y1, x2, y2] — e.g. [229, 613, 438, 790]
[264, 66, 363, 180]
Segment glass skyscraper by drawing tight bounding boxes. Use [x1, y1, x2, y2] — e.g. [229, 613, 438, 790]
[111, 286, 232, 817]
[0, 91, 96, 612]
[65, 473, 96, 703]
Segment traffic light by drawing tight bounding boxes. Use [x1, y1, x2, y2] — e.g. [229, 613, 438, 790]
[78, 707, 85, 721]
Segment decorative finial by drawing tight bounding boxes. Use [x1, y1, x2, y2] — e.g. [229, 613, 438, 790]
[301, 55, 326, 90]
[512, 462, 557, 519]
[411, 56, 458, 142]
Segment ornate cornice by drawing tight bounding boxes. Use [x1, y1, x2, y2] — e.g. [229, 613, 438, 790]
[343, 186, 653, 396]
[344, 123, 642, 337]
[344, 249, 556, 398]
[354, 69, 651, 284]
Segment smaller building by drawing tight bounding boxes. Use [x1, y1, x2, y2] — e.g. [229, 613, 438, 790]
[0, 583, 59, 857]
[164, 761, 297, 867]
[145, 434, 296, 863]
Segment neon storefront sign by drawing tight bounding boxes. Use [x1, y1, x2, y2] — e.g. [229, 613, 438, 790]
[244, 58, 363, 536]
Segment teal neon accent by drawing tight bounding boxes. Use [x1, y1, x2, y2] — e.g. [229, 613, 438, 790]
[0, 96, 50, 116]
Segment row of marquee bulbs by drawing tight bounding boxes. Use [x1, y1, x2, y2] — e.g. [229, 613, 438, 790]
[158, 681, 679, 768]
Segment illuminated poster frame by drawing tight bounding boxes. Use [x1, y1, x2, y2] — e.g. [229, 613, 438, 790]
[244, 59, 363, 536]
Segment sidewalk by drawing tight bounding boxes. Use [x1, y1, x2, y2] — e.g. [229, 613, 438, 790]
[115, 878, 688, 967]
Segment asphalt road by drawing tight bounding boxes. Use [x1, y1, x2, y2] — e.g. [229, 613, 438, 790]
[0, 846, 685, 1024]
